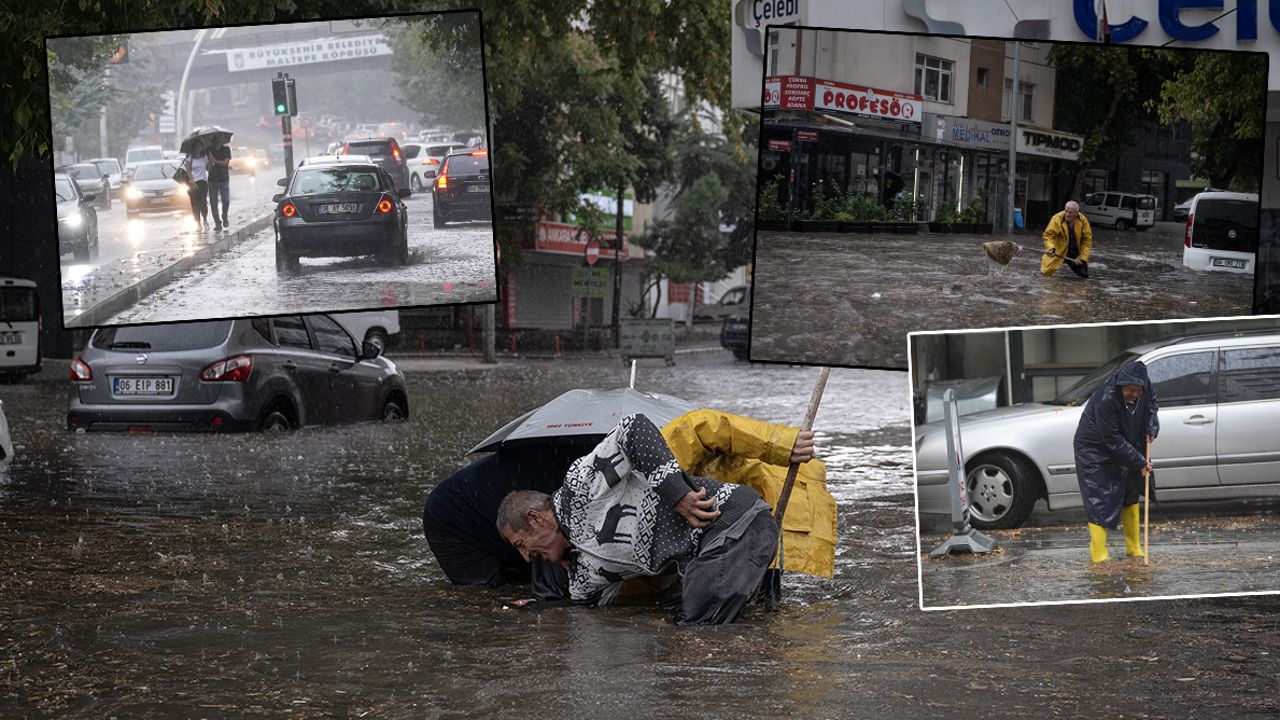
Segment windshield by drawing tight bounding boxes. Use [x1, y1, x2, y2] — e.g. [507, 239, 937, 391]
[1047, 352, 1141, 406]
[345, 141, 391, 156]
[0, 287, 37, 322]
[427, 145, 460, 158]
[133, 163, 178, 181]
[65, 166, 97, 180]
[90, 160, 119, 175]
[91, 320, 233, 352]
[290, 167, 384, 194]
[443, 155, 488, 174]
[128, 148, 163, 164]
[1138, 196, 1156, 210]
[53, 178, 77, 202]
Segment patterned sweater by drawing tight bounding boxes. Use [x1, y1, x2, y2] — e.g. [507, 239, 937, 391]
[552, 413, 757, 607]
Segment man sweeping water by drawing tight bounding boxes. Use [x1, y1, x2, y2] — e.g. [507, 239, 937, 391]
[1041, 200, 1093, 279]
[1073, 360, 1159, 563]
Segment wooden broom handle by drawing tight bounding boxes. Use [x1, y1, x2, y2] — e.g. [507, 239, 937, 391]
[773, 367, 831, 524]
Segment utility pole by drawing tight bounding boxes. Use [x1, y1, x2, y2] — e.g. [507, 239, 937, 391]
[1006, 41, 1020, 234]
[612, 183, 625, 348]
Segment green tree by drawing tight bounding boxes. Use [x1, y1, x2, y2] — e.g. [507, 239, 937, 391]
[384, 14, 486, 131]
[1154, 52, 1266, 192]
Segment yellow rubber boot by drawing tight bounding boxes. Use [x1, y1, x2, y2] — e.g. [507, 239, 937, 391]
[1121, 504, 1144, 558]
[1088, 523, 1110, 563]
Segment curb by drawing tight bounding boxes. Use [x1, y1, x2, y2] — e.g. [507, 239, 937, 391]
[68, 213, 276, 328]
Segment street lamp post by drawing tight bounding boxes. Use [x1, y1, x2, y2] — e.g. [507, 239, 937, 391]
[175, 28, 211, 145]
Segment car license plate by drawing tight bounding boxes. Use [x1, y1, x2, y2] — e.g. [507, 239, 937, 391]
[467, 184, 490, 193]
[318, 203, 359, 215]
[1211, 257, 1247, 269]
[113, 376, 174, 395]
[149, 197, 169, 205]
[0, 333, 19, 345]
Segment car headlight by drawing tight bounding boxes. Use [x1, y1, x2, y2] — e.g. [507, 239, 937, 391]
[125, 187, 143, 200]
[61, 213, 82, 228]
[245, 158, 256, 168]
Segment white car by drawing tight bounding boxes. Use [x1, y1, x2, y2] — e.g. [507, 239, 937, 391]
[124, 145, 165, 180]
[1081, 191, 1157, 230]
[330, 310, 401, 354]
[85, 157, 124, 196]
[1182, 191, 1258, 274]
[404, 142, 467, 192]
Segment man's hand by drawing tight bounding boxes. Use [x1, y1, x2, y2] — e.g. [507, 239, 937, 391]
[674, 487, 720, 528]
[790, 430, 816, 464]
[1143, 461, 1154, 475]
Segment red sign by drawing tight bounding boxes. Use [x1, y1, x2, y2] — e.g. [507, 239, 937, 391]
[767, 139, 793, 152]
[535, 222, 627, 260]
[797, 130, 819, 142]
[763, 76, 815, 110]
[585, 241, 600, 266]
[814, 79, 922, 123]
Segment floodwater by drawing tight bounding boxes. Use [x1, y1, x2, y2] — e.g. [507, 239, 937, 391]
[1, 353, 1278, 718]
[751, 224, 1255, 369]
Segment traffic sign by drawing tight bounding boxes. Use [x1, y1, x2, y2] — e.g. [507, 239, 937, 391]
[584, 241, 601, 266]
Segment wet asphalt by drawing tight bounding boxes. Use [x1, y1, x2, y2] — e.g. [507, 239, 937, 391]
[750, 223, 1255, 369]
[0, 352, 1277, 718]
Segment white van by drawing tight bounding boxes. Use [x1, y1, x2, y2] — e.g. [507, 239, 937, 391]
[0, 277, 41, 380]
[1082, 191, 1157, 230]
[1182, 191, 1258, 274]
[124, 145, 165, 180]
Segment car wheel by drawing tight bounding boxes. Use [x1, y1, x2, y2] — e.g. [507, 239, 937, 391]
[382, 396, 408, 423]
[1116, 218, 1130, 231]
[258, 408, 296, 432]
[397, 232, 409, 265]
[433, 199, 446, 228]
[410, 174, 423, 193]
[964, 453, 1040, 530]
[365, 328, 390, 354]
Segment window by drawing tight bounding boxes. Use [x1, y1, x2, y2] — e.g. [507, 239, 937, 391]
[310, 315, 356, 360]
[1084, 194, 1104, 207]
[0, 288, 37, 323]
[976, 67, 989, 88]
[272, 316, 312, 350]
[91, 321, 232, 352]
[1147, 352, 1215, 407]
[1220, 346, 1280, 403]
[914, 54, 954, 103]
[1002, 80, 1035, 122]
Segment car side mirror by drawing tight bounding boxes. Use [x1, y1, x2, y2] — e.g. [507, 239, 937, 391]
[359, 340, 382, 360]
[424, 169, 437, 179]
[397, 188, 412, 198]
[277, 177, 289, 187]
[271, 193, 284, 203]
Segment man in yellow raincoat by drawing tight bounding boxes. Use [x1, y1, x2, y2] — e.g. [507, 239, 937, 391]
[1040, 200, 1093, 279]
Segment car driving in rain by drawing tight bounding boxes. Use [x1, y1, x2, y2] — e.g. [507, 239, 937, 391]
[67, 314, 410, 432]
[123, 144, 165, 180]
[122, 160, 191, 217]
[914, 330, 1280, 529]
[84, 157, 124, 198]
[56, 163, 113, 210]
[406, 141, 467, 193]
[432, 149, 491, 227]
[339, 137, 411, 193]
[272, 159, 411, 275]
[54, 173, 99, 261]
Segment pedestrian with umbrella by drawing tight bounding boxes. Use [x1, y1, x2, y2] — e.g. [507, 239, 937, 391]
[1074, 360, 1159, 563]
[179, 126, 233, 232]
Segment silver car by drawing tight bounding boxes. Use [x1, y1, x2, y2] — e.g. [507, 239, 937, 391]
[915, 330, 1280, 529]
[67, 315, 409, 432]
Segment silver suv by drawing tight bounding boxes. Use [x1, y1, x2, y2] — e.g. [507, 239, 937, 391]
[915, 330, 1280, 529]
[67, 315, 409, 432]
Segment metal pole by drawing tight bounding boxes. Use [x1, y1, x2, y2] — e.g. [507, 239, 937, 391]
[99, 68, 110, 159]
[176, 29, 210, 143]
[613, 182, 625, 349]
[482, 305, 496, 364]
[1006, 41, 1020, 234]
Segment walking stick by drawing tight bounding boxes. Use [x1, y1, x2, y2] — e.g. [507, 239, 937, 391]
[1143, 439, 1151, 566]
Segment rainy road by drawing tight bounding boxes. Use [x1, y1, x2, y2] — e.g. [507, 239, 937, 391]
[1, 352, 1278, 718]
[750, 223, 1255, 369]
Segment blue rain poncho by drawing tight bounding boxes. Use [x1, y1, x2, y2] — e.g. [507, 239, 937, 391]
[1073, 361, 1160, 529]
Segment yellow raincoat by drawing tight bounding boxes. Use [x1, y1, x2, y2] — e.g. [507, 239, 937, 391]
[1040, 209, 1093, 276]
[660, 409, 837, 578]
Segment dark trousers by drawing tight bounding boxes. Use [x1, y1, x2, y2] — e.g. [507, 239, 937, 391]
[209, 179, 230, 224]
[675, 508, 779, 626]
[189, 180, 209, 225]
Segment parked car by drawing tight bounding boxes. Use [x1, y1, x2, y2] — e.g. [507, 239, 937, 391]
[1081, 191, 1156, 230]
[409, 142, 467, 192]
[330, 310, 401, 354]
[693, 285, 751, 323]
[122, 160, 190, 217]
[67, 315, 409, 432]
[84, 157, 124, 197]
[1182, 191, 1258, 274]
[54, 173, 99, 261]
[124, 145, 165, 179]
[272, 160, 411, 275]
[915, 329, 1280, 529]
[56, 163, 112, 210]
[0, 277, 41, 380]
[719, 312, 750, 361]
[432, 149, 491, 227]
[340, 138, 411, 193]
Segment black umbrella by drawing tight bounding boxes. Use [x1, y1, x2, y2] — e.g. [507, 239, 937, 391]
[179, 125, 234, 156]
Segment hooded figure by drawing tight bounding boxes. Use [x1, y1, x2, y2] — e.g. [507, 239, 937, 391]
[1073, 360, 1159, 562]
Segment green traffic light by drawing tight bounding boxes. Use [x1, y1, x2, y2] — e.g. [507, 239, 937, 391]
[276, 104, 286, 113]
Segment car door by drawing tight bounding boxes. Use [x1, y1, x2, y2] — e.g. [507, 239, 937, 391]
[1215, 343, 1280, 486]
[1084, 193, 1110, 224]
[307, 314, 380, 422]
[269, 315, 333, 426]
[1145, 350, 1220, 489]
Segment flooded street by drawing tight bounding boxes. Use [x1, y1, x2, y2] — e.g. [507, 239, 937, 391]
[751, 223, 1255, 369]
[1, 353, 1278, 717]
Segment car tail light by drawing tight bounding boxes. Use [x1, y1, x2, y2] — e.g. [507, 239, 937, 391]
[436, 174, 448, 190]
[341, 143, 350, 155]
[427, 158, 439, 165]
[470, 150, 487, 157]
[392, 146, 401, 160]
[1184, 213, 1193, 248]
[281, 202, 297, 218]
[377, 198, 394, 213]
[70, 358, 92, 381]
[201, 355, 253, 382]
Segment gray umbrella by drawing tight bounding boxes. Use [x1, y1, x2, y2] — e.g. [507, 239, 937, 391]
[468, 387, 696, 454]
[179, 125, 234, 156]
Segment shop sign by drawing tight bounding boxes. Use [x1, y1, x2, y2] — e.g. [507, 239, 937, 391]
[797, 130, 819, 142]
[814, 79, 922, 123]
[1016, 126, 1085, 161]
[763, 76, 815, 109]
[535, 222, 627, 260]
[926, 113, 1012, 151]
[767, 139, 794, 151]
